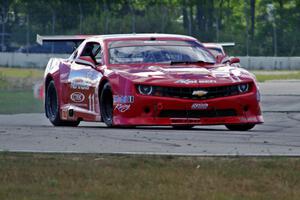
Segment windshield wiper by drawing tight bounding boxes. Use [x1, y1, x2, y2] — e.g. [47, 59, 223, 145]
[170, 60, 214, 65]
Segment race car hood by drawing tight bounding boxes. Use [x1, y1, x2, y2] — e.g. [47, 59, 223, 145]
[112, 64, 255, 86]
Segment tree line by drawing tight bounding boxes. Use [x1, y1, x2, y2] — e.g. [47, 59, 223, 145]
[1, 0, 300, 56]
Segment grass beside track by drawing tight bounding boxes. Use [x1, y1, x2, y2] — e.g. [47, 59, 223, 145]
[0, 67, 43, 90]
[0, 67, 43, 79]
[0, 153, 299, 200]
[253, 70, 300, 82]
[0, 67, 44, 114]
[0, 90, 43, 114]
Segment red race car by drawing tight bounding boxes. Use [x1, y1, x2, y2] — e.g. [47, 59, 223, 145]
[37, 33, 263, 131]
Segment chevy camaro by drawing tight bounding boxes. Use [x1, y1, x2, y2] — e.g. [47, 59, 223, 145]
[37, 33, 263, 131]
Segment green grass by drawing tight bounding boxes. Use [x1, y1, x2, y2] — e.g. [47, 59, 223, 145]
[0, 90, 43, 114]
[0, 67, 44, 114]
[0, 153, 299, 200]
[0, 77, 10, 89]
[252, 70, 300, 82]
[0, 67, 43, 90]
[0, 67, 43, 79]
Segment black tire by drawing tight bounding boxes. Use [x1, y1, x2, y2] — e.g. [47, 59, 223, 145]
[225, 124, 255, 131]
[100, 82, 113, 127]
[45, 80, 80, 127]
[172, 125, 194, 130]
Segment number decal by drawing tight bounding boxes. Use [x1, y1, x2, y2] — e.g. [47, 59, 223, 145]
[88, 94, 95, 112]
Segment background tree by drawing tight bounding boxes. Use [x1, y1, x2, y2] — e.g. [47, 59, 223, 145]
[1, 0, 300, 56]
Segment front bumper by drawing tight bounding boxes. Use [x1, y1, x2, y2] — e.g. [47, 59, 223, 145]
[112, 91, 264, 126]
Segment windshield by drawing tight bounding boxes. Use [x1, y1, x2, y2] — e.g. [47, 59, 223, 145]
[108, 40, 216, 64]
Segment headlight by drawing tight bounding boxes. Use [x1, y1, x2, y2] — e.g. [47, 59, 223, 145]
[138, 85, 153, 95]
[238, 83, 249, 93]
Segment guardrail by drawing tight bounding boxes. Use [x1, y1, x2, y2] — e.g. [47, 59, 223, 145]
[239, 56, 300, 70]
[0, 52, 300, 69]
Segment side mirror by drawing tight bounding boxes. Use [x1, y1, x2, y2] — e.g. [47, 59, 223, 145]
[229, 57, 240, 64]
[75, 56, 96, 68]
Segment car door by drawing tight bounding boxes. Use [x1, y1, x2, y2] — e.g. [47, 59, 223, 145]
[66, 41, 103, 114]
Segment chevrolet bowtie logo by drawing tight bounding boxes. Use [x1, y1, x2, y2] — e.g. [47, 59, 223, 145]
[192, 90, 208, 97]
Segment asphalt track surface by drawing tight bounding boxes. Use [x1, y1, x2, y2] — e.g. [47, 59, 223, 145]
[0, 80, 300, 156]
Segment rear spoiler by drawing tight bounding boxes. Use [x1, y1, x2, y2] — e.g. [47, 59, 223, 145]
[217, 42, 235, 47]
[36, 34, 95, 45]
[203, 42, 235, 47]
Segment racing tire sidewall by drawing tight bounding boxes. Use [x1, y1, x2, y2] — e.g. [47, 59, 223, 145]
[100, 82, 113, 127]
[46, 81, 61, 125]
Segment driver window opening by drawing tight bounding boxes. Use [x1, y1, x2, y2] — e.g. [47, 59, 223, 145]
[81, 42, 102, 65]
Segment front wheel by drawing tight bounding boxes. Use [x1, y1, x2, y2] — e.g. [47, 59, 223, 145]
[225, 124, 255, 131]
[100, 82, 113, 127]
[45, 80, 80, 127]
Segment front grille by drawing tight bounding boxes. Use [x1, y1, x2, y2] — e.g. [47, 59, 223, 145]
[156, 85, 247, 100]
[137, 83, 251, 100]
[159, 109, 237, 118]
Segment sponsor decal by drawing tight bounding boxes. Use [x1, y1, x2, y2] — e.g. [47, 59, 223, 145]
[113, 95, 134, 104]
[191, 103, 209, 110]
[114, 104, 131, 113]
[198, 80, 217, 83]
[175, 79, 217, 84]
[192, 90, 208, 97]
[70, 79, 90, 90]
[175, 79, 197, 84]
[70, 92, 85, 103]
